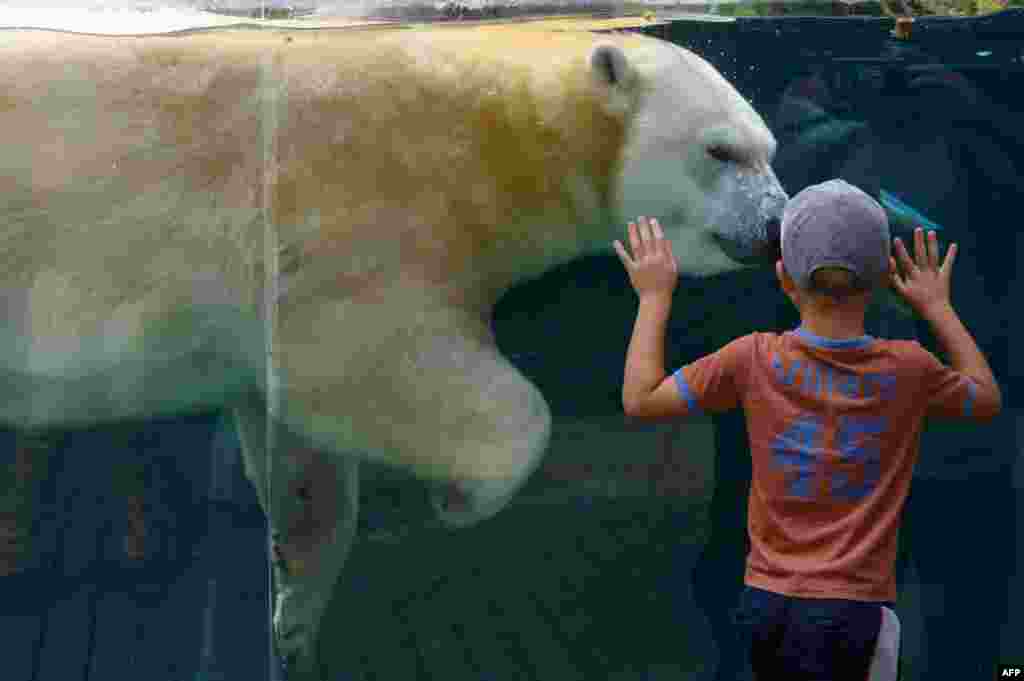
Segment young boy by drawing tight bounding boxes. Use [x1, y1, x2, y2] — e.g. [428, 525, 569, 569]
[613, 179, 1002, 681]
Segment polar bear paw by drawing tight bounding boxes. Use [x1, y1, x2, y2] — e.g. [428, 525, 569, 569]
[270, 540, 329, 681]
[430, 473, 533, 529]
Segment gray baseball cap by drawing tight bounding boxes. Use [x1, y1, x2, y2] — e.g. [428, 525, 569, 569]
[781, 179, 891, 292]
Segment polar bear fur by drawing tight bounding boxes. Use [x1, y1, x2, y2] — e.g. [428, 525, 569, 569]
[0, 25, 785, 676]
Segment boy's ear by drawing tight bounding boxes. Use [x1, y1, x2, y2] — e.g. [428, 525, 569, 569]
[776, 260, 800, 305]
[775, 260, 791, 291]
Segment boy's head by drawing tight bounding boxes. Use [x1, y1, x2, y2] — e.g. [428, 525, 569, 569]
[776, 179, 890, 311]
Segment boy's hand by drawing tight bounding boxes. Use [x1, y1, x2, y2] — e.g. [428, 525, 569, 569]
[890, 227, 957, 316]
[613, 216, 679, 300]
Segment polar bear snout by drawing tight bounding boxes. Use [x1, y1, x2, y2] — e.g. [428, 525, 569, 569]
[706, 168, 787, 267]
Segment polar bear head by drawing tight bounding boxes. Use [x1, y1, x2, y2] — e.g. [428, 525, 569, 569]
[591, 38, 786, 276]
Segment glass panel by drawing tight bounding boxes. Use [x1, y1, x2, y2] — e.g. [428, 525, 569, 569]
[1, 4, 1020, 681]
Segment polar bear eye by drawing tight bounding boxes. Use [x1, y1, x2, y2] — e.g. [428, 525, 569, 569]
[707, 145, 740, 164]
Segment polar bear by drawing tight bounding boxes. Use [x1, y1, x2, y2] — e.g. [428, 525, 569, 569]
[0, 25, 785, 676]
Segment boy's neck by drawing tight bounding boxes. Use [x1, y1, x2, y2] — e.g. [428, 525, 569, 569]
[798, 309, 868, 341]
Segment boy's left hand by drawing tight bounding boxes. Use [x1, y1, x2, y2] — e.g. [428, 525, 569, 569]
[613, 216, 679, 300]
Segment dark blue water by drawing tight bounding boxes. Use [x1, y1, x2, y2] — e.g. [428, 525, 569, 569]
[1, 9, 1021, 681]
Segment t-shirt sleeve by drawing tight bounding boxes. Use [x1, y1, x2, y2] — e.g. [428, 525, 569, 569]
[912, 341, 999, 421]
[673, 334, 755, 415]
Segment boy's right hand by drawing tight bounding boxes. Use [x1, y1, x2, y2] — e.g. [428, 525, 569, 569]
[889, 227, 957, 317]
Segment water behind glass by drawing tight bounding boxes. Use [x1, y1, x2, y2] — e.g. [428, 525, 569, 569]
[0, 3, 1020, 681]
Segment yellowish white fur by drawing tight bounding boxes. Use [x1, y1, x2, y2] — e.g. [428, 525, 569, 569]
[0, 25, 783, 468]
[0, 25, 785, 673]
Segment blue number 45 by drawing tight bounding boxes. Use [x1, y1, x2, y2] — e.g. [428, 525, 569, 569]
[770, 414, 887, 502]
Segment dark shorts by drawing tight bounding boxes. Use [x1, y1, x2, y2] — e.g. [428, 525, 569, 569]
[731, 585, 900, 681]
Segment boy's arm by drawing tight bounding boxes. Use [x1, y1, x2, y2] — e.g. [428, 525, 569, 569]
[892, 228, 1001, 419]
[920, 300, 1002, 419]
[622, 295, 674, 417]
[622, 296, 753, 419]
[624, 370, 692, 421]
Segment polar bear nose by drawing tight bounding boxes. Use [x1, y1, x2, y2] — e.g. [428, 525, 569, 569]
[764, 216, 782, 258]
[732, 215, 781, 265]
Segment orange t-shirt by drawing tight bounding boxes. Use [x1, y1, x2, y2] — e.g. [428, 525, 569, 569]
[672, 326, 1000, 602]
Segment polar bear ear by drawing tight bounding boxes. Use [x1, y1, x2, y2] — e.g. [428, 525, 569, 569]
[590, 45, 632, 89]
